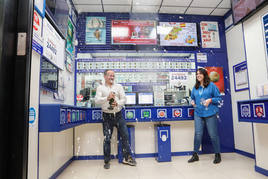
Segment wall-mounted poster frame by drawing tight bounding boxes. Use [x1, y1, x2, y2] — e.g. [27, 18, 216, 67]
[233, 61, 249, 92]
[85, 16, 106, 45]
[262, 12, 268, 79]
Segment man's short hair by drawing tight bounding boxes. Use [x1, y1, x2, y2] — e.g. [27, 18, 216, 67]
[104, 69, 113, 76]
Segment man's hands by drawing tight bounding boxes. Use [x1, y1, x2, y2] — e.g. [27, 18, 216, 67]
[107, 92, 118, 107]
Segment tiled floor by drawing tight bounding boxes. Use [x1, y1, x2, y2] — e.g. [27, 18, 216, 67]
[57, 153, 267, 179]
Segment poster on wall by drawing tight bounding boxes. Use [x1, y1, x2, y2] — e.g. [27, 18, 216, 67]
[65, 52, 73, 73]
[262, 12, 268, 77]
[66, 18, 74, 56]
[111, 20, 157, 45]
[200, 21, 221, 48]
[43, 18, 65, 69]
[85, 17, 106, 45]
[158, 22, 198, 46]
[34, 0, 45, 17]
[196, 53, 207, 63]
[233, 61, 249, 92]
[32, 10, 43, 55]
[205, 67, 225, 94]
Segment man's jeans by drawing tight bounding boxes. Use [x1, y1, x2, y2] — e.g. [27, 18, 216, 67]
[102, 111, 131, 163]
[194, 114, 220, 153]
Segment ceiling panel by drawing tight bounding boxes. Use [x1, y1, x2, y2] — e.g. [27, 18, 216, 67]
[132, 6, 160, 13]
[104, 5, 131, 12]
[185, 7, 214, 15]
[75, 5, 103, 13]
[162, 0, 192, 6]
[191, 0, 222, 8]
[102, 0, 132, 5]
[73, 0, 101, 4]
[211, 8, 229, 16]
[218, 0, 231, 8]
[159, 6, 187, 14]
[133, 0, 162, 6]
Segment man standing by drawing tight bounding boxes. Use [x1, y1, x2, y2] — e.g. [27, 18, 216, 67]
[95, 70, 137, 169]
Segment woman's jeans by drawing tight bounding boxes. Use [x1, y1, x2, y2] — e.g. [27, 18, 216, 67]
[102, 111, 131, 163]
[194, 114, 220, 153]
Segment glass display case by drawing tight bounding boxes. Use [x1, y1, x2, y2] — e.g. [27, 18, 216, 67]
[40, 58, 59, 92]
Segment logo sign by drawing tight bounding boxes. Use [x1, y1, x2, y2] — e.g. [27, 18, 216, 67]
[92, 110, 102, 120]
[72, 110, 76, 122]
[77, 95, 83, 102]
[125, 110, 135, 120]
[60, 109, 66, 125]
[241, 104, 251, 118]
[188, 108, 194, 117]
[67, 110, 71, 123]
[29, 107, 36, 126]
[141, 109, 151, 119]
[160, 130, 168, 142]
[157, 109, 167, 118]
[253, 103, 266, 118]
[172, 108, 182, 118]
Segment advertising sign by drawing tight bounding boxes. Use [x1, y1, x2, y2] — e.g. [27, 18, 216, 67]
[111, 20, 157, 45]
[34, 0, 45, 17]
[66, 18, 74, 56]
[158, 22, 197, 46]
[43, 18, 65, 69]
[200, 21, 220, 48]
[205, 67, 225, 94]
[32, 10, 43, 55]
[85, 17, 106, 44]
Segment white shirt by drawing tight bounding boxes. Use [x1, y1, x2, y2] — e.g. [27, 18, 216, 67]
[95, 83, 126, 113]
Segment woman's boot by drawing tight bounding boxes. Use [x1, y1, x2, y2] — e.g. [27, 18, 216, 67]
[188, 152, 199, 163]
[213, 153, 221, 164]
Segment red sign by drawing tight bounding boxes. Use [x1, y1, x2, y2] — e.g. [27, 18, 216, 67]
[111, 20, 157, 45]
[205, 67, 225, 94]
[77, 95, 83, 102]
[255, 106, 264, 117]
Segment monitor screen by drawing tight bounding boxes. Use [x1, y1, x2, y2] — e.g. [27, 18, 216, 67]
[125, 92, 136, 105]
[232, 0, 266, 24]
[138, 92, 154, 105]
[158, 22, 198, 46]
[111, 20, 157, 45]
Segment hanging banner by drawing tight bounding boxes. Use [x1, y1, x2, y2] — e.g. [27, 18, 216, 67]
[32, 10, 43, 55]
[43, 18, 65, 69]
[66, 18, 74, 56]
[85, 16, 106, 45]
[200, 21, 220, 48]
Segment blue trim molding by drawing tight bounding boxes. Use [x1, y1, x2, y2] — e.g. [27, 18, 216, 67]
[255, 165, 268, 176]
[235, 149, 255, 159]
[49, 157, 74, 179]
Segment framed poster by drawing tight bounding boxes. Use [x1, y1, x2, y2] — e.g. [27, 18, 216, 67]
[233, 61, 249, 92]
[205, 67, 225, 94]
[158, 22, 198, 46]
[66, 18, 74, 56]
[200, 21, 221, 48]
[262, 12, 268, 78]
[111, 20, 157, 45]
[85, 17, 106, 45]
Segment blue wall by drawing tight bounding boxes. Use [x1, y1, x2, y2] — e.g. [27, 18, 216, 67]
[76, 12, 234, 153]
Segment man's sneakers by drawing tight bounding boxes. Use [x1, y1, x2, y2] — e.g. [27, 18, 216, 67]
[104, 162, 110, 169]
[122, 156, 137, 166]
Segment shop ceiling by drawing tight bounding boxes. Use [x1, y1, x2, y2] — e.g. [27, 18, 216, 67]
[73, 0, 231, 16]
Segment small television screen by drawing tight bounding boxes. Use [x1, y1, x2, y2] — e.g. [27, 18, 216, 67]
[232, 0, 266, 24]
[138, 92, 154, 105]
[158, 22, 198, 46]
[111, 20, 157, 45]
[40, 58, 59, 92]
[46, 0, 69, 37]
[125, 92, 136, 105]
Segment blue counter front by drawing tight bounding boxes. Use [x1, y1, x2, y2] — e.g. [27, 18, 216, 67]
[237, 98, 268, 123]
[39, 104, 194, 132]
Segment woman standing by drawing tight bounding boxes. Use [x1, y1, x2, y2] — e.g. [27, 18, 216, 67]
[188, 68, 222, 164]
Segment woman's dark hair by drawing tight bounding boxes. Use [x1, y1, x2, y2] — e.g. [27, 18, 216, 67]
[194, 68, 210, 89]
